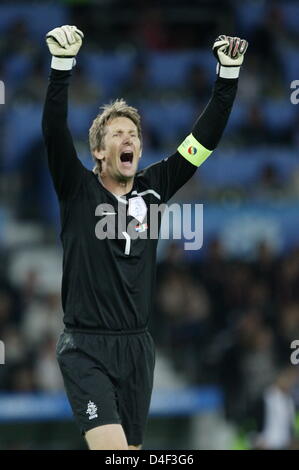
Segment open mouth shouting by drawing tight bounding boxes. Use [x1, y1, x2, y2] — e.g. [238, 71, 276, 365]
[120, 151, 134, 169]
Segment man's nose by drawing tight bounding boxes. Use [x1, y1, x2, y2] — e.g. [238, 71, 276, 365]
[122, 135, 133, 144]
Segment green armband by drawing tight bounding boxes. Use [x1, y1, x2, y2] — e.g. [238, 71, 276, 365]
[177, 133, 212, 167]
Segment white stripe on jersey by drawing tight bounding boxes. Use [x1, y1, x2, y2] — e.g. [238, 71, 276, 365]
[131, 189, 161, 200]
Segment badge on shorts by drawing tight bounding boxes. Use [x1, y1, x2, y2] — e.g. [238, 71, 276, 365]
[128, 196, 147, 223]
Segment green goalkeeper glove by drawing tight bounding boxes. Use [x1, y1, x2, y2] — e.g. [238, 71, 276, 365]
[213, 35, 248, 79]
[46, 25, 84, 70]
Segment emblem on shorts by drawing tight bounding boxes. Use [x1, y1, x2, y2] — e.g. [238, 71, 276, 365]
[86, 400, 98, 420]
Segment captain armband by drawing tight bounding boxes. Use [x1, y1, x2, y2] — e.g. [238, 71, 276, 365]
[177, 133, 212, 167]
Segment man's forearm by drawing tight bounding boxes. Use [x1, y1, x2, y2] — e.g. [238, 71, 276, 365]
[177, 35, 247, 168]
[176, 77, 238, 169]
[42, 69, 72, 134]
[192, 76, 238, 151]
[42, 69, 71, 133]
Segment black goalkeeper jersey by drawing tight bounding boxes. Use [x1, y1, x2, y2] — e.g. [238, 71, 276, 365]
[42, 68, 237, 331]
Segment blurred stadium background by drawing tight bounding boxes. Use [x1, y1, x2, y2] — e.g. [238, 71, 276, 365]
[0, 0, 299, 450]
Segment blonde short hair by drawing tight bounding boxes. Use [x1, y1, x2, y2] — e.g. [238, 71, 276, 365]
[89, 98, 142, 174]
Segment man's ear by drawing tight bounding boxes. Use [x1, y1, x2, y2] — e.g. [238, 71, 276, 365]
[94, 149, 105, 161]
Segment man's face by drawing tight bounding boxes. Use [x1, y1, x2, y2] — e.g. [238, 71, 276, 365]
[95, 116, 142, 182]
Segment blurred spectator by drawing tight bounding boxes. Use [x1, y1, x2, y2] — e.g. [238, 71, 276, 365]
[252, 366, 299, 450]
[186, 64, 210, 106]
[252, 241, 277, 285]
[288, 165, 299, 200]
[20, 269, 40, 307]
[0, 290, 13, 335]
[276, 249, 299, 305]
[249, 5, 285, 96]
[196, 238, 229, 330]
[276, 303, 299, 364]
[235, 104, 273, 147]
[253, 163, 286, 201]
[240, 325, 278, 409]
[8, 361, 37, 392]
[1, 325, 27, 365]
[34, 334, 64, 391]
[156, 263, 211, 381]
[237, 56, 263, 104]
[21, 292, 63, 349]
[14, 139, 48, 224]
[120, 60, 150, 104]
[134, 7, 170, 50]
[69, 65, 101, 105]
[0, 19, 35, 58]
[291, 115, 299, 149]
[12, 56, 46, 104]
[216, 313, 278, 421]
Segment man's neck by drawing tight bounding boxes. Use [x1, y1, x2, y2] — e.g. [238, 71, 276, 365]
[99, 173, 134, 197]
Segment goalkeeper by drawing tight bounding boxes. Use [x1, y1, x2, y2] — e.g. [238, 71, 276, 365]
[42, 25, 248, 450]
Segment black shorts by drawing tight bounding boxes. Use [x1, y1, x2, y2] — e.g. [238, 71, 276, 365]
[56, 327, 155, 446]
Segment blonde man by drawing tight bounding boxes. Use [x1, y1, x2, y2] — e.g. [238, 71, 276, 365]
[42, 25, 247, 450]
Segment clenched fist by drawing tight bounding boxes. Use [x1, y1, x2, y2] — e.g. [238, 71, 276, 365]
[46, 25, 84, 57]
[212, 35, 248, 78]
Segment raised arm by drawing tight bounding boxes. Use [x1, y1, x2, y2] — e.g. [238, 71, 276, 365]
[42, 25, 86, 200]
[145, 35, 248, 202]
[178, 35, 248, 164]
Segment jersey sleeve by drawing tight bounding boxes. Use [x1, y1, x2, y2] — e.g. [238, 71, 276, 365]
[140, 152, 197, 203]
[42, 68, 86, 200]
[141, 75, 239, 202]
